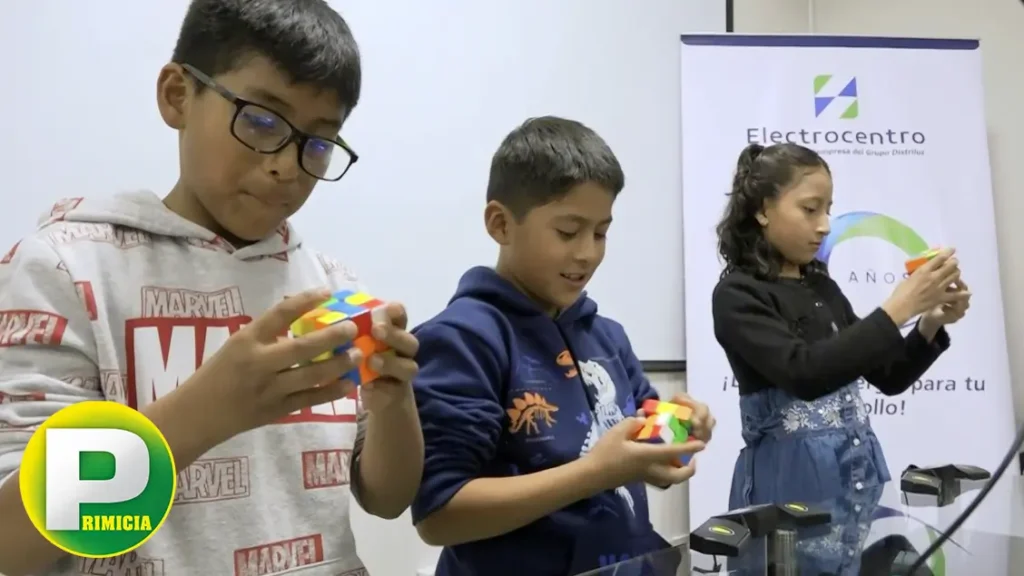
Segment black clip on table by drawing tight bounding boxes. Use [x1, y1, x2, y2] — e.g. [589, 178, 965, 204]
[878, 463, 992, 576]
[686, 462, 992, 576]
[899, 463, 990, 507]
[688, 500, 831, 575]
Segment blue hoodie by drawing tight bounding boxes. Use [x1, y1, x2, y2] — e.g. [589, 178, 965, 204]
[411, 267, 676, 576]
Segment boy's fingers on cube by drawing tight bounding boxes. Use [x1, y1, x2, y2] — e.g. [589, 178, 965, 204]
[251, 288, 332, 341]
[692, 403, 711, 425]
[640, 439, 705, 463]
[373, 323, 419, 357]
[693, 417, 716, 442]
[673, 392, 711, 420]
[385, 301, 410, 330]
[268, 324, 359, 372]
[646, 460, 697, 486]
[672, 460, 698, 483]
[275, 355, 360, 397]
[644, 465, 675, 487]
[281, 378, 357, 415]
[674, 439, 706, 455]
[610, 417, 646, 441]
[372, 353, 419, 382]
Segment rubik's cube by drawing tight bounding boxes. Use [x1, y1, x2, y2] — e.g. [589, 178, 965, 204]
[290, 289, 394, 386]
[905, 248, 941, 275]
[636, 399, 697, 467]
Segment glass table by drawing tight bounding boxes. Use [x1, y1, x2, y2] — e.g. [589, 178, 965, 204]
[575, 464, 1023, 575]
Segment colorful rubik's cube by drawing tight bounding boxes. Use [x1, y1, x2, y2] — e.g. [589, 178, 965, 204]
[905, 248, 942, 275]
[290, 289, 394, 386]
[636, 399, 697, 467]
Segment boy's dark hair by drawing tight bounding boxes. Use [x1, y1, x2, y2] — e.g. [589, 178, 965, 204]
[171, 0, 361, 115]
[716, 143, 831, 279]
[486, 116, 625, 220]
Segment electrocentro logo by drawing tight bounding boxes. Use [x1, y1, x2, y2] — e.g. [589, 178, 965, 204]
[814, 75, 859, 119]
[20, 401, 176, 558]
[815, 211, 929, 265]
[745, 74, 927, 157]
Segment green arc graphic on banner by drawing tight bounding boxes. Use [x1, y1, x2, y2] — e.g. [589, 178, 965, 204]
[816, 211, 930, 264]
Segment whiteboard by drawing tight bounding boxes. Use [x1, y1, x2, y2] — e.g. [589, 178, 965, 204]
[0, 0, 726, 362]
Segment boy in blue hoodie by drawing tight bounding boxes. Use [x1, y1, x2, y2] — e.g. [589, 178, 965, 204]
[411, 116, 716, 576]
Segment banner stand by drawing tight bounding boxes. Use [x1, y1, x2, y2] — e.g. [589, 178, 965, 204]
[680, 34, 1015, 574]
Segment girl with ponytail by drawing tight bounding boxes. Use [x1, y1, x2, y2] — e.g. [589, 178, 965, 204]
[711, 142, 970, 574]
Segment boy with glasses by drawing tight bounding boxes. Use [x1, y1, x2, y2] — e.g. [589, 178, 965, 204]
[0, 1, 423, 575]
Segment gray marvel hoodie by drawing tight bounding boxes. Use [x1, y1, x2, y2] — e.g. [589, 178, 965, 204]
[0, 191, 370, 576]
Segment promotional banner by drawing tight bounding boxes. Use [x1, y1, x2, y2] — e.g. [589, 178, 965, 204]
[680, 35, 1015, 572]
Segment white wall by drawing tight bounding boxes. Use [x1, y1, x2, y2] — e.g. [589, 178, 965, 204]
[733, 0, 811, 33]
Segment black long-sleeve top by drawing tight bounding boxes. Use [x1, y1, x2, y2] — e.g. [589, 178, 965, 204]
[712, 270, 950, 401]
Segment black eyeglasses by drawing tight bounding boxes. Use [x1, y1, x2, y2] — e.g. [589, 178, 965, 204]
[181, 63, 359, 182]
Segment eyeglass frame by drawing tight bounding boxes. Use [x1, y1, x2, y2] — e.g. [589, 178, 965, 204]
[179, 62, 359, 182]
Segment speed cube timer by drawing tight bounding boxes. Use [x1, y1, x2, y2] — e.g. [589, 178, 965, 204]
[289, 289, 395, 386]
[905, 248, 941, 275]
[636, 399, 697, 467]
